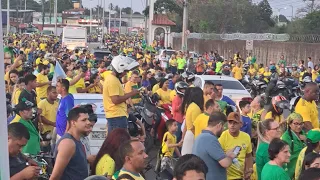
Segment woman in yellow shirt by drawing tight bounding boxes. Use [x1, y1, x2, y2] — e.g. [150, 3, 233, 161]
[169, 54, 177, 74]
[88, 74, 103, 94]
[92, 129, 131, 179]
[312, 65, 319, 81]
[263, 66, 271, 83]
[155, 78, 172, 105]
[258, 64, 265, 76]
[248, 64, 257, 78]
[11, 78, 26, 106]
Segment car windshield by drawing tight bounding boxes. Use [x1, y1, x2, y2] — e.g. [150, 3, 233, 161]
[94, 52, 111, 60]
[205, 80, 246, 90]
[74, 99, 105, 118]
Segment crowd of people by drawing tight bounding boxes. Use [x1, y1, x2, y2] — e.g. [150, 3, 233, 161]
[3, 32, 320, 180]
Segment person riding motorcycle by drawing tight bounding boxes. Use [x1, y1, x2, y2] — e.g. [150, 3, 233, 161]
[265, 65, 279, 99]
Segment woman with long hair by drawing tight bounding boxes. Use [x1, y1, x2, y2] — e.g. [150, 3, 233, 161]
[261, 138, 291, 180]
[92, 128, 131, 178]
[312, 65, 319, 81]
[155, 78, 172, 105]
[255, 119, 282, 180]
[88, 73, 103, 94]
[281, 113, 306, 179]
[141, 71, 152, 91]
[294, 129, 320, 180]
[8, 69, 19, 94]
[301, 152, 320, 171]
[181, 87, 204, 155]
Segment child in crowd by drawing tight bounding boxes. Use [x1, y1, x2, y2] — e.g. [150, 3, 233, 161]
[161, 119, 183, 172]
[239, 100, 252, 137]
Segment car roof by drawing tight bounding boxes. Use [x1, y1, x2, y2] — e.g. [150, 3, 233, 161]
[92, 49, 111, 53]
[195, 75, 239, 81]
[73, 93, 103, 100]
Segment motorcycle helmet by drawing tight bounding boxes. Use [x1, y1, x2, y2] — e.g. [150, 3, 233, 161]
[272, 95, 289, 114]
[175, 81, 189, 96]
[111, 55, 139, 74]
[303, 76, 312, 83]
[316, 76, 320, 84]
[270, 65, 276, 73]
[155, 72, 165, 82]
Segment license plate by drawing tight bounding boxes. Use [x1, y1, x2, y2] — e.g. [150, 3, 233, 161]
[91, 131, 106, 140]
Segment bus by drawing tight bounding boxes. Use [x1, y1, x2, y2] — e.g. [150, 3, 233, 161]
[62, 26, 87, 50]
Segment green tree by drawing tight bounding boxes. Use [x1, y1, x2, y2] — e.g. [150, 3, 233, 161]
[121, 7, 132, 14]
[108, 3, 114, 10]
[1, 0, 41, 12]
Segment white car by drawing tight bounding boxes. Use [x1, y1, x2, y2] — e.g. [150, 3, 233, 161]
[194, 75, 252, 106]
[73, 93, 106, 155]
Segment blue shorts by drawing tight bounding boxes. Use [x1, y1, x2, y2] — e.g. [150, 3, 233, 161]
[106, 116, 128, 133]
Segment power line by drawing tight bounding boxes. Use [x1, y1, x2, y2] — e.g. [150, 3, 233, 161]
[271, 0, 306, 7]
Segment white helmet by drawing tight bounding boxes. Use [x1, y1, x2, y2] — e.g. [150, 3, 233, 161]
[111, 55, 139, 73]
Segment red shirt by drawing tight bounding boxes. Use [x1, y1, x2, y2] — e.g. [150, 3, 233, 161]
[172, 96, 184, 123]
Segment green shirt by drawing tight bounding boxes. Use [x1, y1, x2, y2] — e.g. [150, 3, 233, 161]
[19, 119, 40, 155]
[177, 58, 186, 69]
[215, 61, 223, 73]
[281, 130, 306, 179]
[217, 100, 227, 114]
[261, 163, 290, 180]
[256, 142, 269, 180]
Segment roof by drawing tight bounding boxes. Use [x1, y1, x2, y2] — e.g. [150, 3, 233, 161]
[152, 14, 176, 26]
[195, 75, 239, 81]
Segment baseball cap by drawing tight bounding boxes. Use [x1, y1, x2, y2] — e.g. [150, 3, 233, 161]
[227, 112, 242, 124]
[307, 129, 320, 143]
[15, 99, 33, 112]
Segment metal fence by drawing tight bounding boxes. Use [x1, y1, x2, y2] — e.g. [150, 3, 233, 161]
[171, 33, 320, 43]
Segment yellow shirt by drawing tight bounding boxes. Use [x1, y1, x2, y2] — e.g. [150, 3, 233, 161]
[36, 73, 49, 99]
[4, 71, 9, 82]
[258, 68, 265, 75]
[124, 81, 141, 104]
[38, 99, 58, 133]
[161, 132, 177, 157]
[12, 88, 22, 106]
[295, 98, 319, 128]
[152, 84, 160, 94]
[39, 43, 47, 51]
[219, 130, 252, 180]
[248, 109, 264, 123]
[232, 66, 243, 80]
[103, 74, 128, 118]
[248, 68, 257, 77]
[15, 58, 23, 72]
[75, 78, 86, 93]
[66, 77, 77, 94]
[185, 103, 202, 131]
[295, 147, 307, 180]
[263, 71, 271, 77]
[156, 88, 172, 105]
[95, 154, 115, 176]
[117, 170, 145, 180]
[193, 113, 210, 138]
[88, 85, 102, 94]
[170, 90, 177, 102]
[169, 58, 177, 67]
[264, 111, 283, 123]
[11, 114, 21, 123]
[203, 94, 211, 108]
[312, 70, 318, 81]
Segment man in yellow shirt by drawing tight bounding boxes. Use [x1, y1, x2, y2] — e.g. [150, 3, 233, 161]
[36, 64, 51, 102]
[203, 81, 214, 106]
[194, 99, 221, 138]
[232, 62, 243, 81]
[295, 82, 319, 131]
[124, 70, 142, 106]
[219, 112, 253, 180]
[103, 56, 139, 132]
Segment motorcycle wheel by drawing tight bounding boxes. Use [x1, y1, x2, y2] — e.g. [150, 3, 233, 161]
[144, 132, 154, 154]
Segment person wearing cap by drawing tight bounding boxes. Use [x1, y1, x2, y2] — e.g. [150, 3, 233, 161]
[15, 99, 41, 155]
[192, 112, 237, 180]
[295, 129, 320, 180]
[218, 112, 253, 180]
[281, 113, 306, 179]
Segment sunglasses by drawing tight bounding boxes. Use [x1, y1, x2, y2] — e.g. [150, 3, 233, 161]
[292, 122, 304, 126]
[269, 126, 280, 131]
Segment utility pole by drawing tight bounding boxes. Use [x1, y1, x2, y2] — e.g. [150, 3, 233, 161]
[119, 9, 122, 34]
[144, 0, 148, 42]
[102, 0, 105, 45]
[182, 0, 188, 52]
[49, 0, 52, 24]
[148, 0, 154, 46]
[310, 0, 315, 13]
[42, 0, 45, 30]
[7, 0, 10, 35]
[108, 9, 111, 34]
[90, 0, 92, 34]
[130, 0, 133, 27]
[54, 0, 57, 35]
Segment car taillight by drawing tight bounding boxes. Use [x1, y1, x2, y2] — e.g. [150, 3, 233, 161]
[242, 97, 253, 103]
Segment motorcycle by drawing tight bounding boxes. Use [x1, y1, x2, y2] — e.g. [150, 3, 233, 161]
[156, 104, 173, 143]
[25, 152, 54, 180]
[249, 76, 268, 98]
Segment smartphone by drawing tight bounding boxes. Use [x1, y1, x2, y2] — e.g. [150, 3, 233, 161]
[233, 146, 242, 156]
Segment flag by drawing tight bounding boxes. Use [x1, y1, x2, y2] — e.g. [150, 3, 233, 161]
[52, 61, 67, 86]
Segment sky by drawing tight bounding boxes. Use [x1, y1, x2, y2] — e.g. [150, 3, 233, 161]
[82, 0, 313, 20]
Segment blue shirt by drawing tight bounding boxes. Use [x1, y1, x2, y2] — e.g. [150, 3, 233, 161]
[241, 115, 252, 137]
[192, 130, 227, 180]
[56, 94, 74, 136]
[221, 95, 236, 106]
[168, 79, 174, 90]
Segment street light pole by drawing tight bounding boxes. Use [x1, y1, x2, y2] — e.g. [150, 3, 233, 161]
[102, 0, 105, 45]
[289, 5, 294, 20]
[108, 10, 111, 34]
[130, 0, 133, 27]
[54, 0, 57, 35]
[90, 0, 92, 34]
[182, 0, 188, 52]
[119, 9, 122, 34]
[7, 0, 10, 35]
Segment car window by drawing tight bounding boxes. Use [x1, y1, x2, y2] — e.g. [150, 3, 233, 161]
[94, 52, 111, 59]
[74, 99, 105, 117]
[205, 80, 246, 90]
[166, 51, 175, 57]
